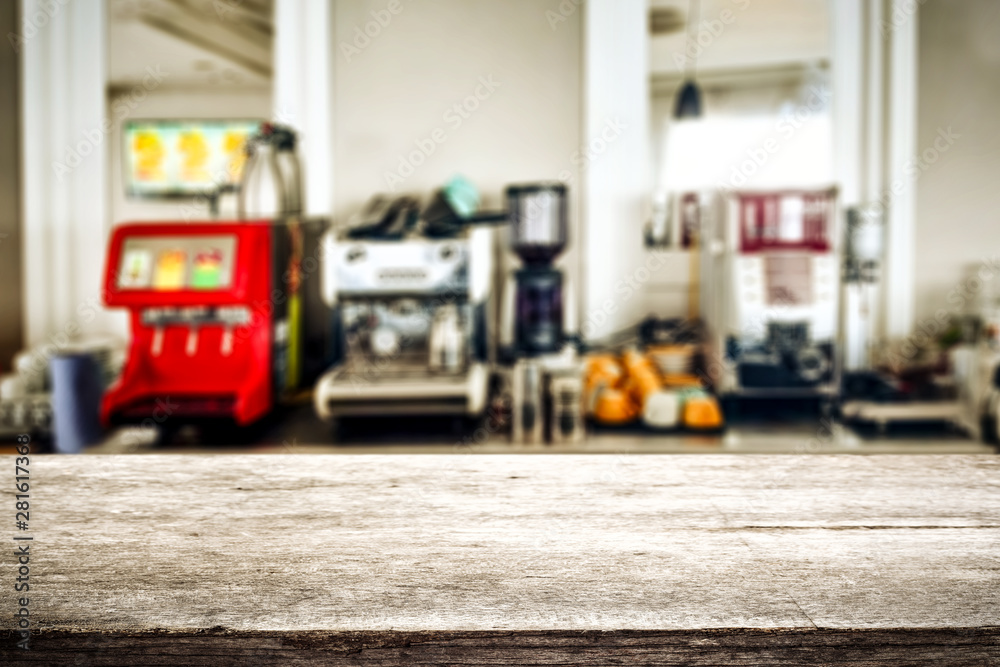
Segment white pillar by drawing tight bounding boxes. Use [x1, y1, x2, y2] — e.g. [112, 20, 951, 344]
[830, 0, 865, 210]
[21, 0, 109, 347]
[273, 0, 335, 218]
[833, 0, 877, 370]
[832, 0, 918, 364]
[884, 0, 917, 338]
[581, 0, 650, 341]
[864, 0, 885, 203]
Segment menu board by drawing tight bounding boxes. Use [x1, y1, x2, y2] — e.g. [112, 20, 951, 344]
[117, 235, 238, 291]
[124, 120, 261, 198]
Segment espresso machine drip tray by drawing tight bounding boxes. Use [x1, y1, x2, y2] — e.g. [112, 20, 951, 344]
[315, 364, 489, 417]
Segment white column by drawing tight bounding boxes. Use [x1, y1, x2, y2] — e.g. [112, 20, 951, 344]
[581, 0, 650, 341]
[864, 0, 885, 203]
[833, 0, 880, 370]
[273, 0, 335, 218]
[832, 0, 918, 363]
[830, 0, 865, 210]
[21, 0, 109, 347]
[884, 0, 917, 338]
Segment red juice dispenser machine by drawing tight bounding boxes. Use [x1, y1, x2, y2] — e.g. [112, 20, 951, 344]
[101, 220, 331, 426]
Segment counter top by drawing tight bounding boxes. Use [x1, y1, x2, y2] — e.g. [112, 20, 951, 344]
[3, 454, 999, 664]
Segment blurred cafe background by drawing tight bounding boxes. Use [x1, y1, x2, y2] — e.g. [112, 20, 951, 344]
[1, 0, 1000, 454]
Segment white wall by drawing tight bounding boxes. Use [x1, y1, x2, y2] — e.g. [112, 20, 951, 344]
[914, 0, 1000, 324]
[332, 0, 581, 214]
[331, 0, 583, 330]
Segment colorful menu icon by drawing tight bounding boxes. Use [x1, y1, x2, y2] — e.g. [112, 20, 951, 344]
[133, 131, 166, 182]
[119, 248, 152, 288]
[191, 248, 224, 289]
[153, 249, 187, 290]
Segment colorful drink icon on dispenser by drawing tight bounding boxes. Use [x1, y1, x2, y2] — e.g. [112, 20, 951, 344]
[191, 248, 224, 289]
[153, 249, 187, 290]
[119, 248, 152, 288]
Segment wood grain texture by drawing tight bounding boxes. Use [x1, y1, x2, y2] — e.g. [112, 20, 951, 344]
[1, 454, 999, 664]
[3, 629, 999, 665]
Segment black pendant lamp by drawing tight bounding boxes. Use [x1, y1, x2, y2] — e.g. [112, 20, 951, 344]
[674, 0, 703, 119]
[674, 80, 702, 118]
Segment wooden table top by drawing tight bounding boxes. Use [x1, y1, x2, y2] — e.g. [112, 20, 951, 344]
[3, 453, 999, 665]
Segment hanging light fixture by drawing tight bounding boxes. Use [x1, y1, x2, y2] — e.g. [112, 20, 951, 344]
[674, 0, 703, 119]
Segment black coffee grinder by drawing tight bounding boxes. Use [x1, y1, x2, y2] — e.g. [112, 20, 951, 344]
[506, 183, 568, 356]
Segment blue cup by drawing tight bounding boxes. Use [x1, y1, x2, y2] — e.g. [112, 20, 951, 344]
[49, 353, 105, 454]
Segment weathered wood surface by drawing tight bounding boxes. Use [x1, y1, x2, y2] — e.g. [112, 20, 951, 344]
[2, 454, 999, 665]
[4, 629, 999, 665]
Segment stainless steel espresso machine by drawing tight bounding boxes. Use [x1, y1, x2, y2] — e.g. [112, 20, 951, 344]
[313, 199, 496, 423]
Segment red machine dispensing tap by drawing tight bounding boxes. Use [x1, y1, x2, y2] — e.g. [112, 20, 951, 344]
[101, 219, 331, 427]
